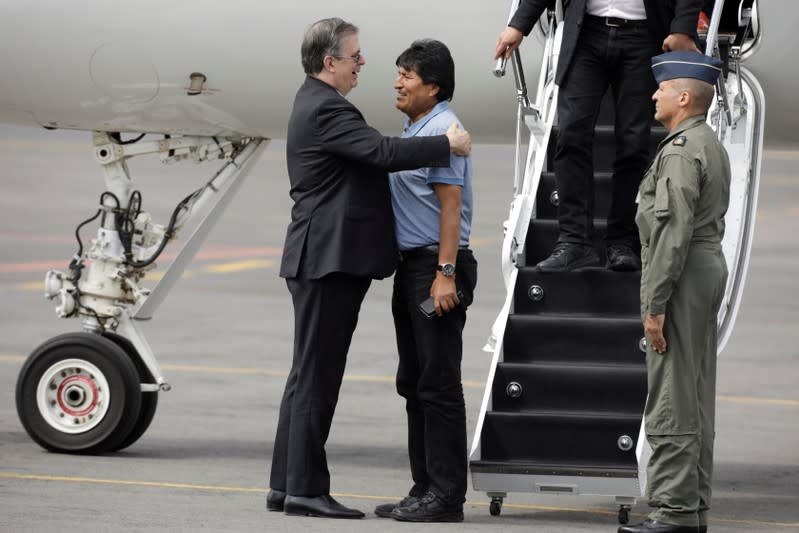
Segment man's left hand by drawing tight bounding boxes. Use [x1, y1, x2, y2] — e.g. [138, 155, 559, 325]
[430, 275, 459, 317]
[645, 313, 667, 354]
[662, 32, 700, 52]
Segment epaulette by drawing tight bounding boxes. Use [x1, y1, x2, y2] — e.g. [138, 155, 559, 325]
[672, 135, 687, 146]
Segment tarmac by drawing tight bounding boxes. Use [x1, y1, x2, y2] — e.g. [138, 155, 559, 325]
[0, 125, 797, 532]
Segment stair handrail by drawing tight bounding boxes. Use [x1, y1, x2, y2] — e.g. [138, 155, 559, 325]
[471, 0, 564, 463]
[495, 1, 563, 285]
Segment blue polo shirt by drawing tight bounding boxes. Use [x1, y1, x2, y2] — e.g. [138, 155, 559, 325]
[388, 101, 473, 251]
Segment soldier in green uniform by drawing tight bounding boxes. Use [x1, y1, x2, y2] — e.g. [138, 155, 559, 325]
[620, 52, 730, 533]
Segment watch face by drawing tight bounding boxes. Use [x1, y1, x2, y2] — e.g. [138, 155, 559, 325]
[439, 263, 456, 277]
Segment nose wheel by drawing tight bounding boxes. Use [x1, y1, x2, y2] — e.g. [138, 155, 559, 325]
[101, 332, 159, 452]
[15, 332, 147, 454]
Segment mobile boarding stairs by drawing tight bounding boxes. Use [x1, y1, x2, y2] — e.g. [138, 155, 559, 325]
[468, 0, 765, 524]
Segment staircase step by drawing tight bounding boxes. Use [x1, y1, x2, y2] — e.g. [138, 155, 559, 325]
[492, 362, 646, 413]
[470, 459, 638, 478]
[514, 267, 640, 316]
[524, 219, 607, 266]
[504, 314, 644, 365]
[536, 171, 613, 220]
[480, 411, 642, 466]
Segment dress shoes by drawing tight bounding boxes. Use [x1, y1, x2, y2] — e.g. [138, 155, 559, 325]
[535, 243, 600, 272]
[374, 494, 420, 518]
[607, 244, 641, 271]
[265, 489, 285, 511]
[618, 518, 704, 532]
[390, 491, 463, 522]
[283, 494, 365, 519]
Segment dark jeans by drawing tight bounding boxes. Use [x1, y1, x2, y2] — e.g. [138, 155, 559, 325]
[269, 273, 371, 496]
[555, 15, 656, 248]
[391, 248, 477, 505]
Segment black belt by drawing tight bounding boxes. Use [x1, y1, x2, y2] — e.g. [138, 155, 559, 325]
[398, 244, 470, 260]
[584, 14, 648, 28]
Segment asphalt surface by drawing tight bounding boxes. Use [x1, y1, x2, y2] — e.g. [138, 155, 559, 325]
[0, 125, 797, 532]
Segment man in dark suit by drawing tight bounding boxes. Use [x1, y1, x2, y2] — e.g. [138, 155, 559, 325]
[266, 17, 471, 520]
[494, 0, 701, 272]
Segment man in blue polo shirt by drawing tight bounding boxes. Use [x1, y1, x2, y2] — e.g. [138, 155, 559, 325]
[373, 39, 477, 523]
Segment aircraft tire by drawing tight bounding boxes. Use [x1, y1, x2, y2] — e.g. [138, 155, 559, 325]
[15, 332, 142, 454]
[102, 332, 158, 452]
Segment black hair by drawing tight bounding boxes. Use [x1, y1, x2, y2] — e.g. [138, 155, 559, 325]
[395, 39, 455, 102]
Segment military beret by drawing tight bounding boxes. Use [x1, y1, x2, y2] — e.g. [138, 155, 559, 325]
[651, 51, 723, 85]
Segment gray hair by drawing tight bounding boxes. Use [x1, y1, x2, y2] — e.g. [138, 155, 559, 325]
[301, 17, 359, 75]
[682, 77, 716, 112]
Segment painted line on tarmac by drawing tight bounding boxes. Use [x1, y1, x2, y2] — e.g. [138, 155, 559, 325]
[1, 355, 797, 407]
[0, 245, 283, 274]
[765, 149, 799, 161]
[10, 258, 274, 290]
[0, 472, 796, 529]
[202, 259, 275, 273]
[716, 395, 799, 407]
[0, 472, 263, 494]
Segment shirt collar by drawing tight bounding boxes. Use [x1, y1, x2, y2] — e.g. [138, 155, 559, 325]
[660, 114, 707, 148]
[403, 100, 450, 136]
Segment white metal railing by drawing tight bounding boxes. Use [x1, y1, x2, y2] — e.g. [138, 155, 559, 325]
[471, 1, 564, 462]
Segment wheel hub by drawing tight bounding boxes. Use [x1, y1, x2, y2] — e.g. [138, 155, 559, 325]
[36, 359, 111, 434]
[58, 376, 97, 416]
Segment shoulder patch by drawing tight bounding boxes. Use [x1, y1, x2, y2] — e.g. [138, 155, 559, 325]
[672, 135, 687, 147]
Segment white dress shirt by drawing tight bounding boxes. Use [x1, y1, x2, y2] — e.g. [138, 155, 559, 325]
[586, 0, 646, 21]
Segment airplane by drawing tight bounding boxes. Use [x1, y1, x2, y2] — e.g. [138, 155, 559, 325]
[0, 0, 786, 523]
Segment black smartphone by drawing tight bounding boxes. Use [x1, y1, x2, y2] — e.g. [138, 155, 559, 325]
[419, 296, 437, 318]
[418, 291, 464, 319]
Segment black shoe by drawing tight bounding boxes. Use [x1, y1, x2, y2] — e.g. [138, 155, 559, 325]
[266, 489, 286, 512]
[283, 494, 365, 519]
[390, 491, 464, 522]
[535, 243, 600, 272]
[619, 518, 703, 532]
[374, 494, 420, 518]
[607, 244, 641, 271]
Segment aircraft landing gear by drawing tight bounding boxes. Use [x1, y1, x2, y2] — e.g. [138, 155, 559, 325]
[14, 133, 265, 454]
[15, 332, 144, 454]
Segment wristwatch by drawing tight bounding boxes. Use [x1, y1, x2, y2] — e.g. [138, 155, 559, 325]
[437, 263, 456, 277]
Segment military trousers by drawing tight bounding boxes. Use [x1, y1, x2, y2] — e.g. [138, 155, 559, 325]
[643, 245, 727, 527]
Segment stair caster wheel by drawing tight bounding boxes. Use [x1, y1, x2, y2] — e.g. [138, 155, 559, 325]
[618, 505, 631, 524]
[489, 497, 503, 516]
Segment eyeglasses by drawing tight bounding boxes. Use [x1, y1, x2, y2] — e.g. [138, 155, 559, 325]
[333, 53, 362, 63]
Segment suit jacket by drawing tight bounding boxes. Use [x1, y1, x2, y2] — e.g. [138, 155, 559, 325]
[509, 0, 702, 85]
[279, 76, 451, 280]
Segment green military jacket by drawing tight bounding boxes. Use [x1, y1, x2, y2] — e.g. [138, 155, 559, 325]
[636, 114, 731, 316]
